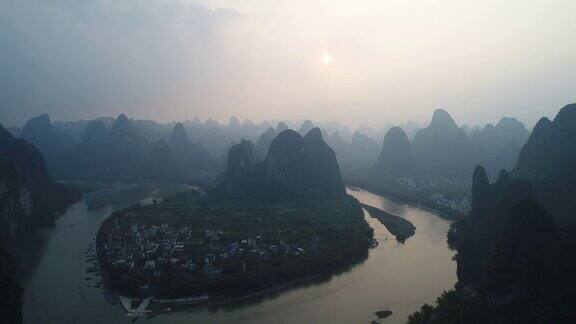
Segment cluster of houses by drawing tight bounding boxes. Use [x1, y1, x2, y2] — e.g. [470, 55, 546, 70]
[101, 217, 318, 286]
[431, 193, 471, 214]
[396, 177, 471, 213]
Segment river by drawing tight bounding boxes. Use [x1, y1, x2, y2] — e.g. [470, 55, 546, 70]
[22, 187, 456, 324]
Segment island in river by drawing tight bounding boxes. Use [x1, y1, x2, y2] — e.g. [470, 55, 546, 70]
[96, 189, 373, 301]
[361, 203, 415, 243]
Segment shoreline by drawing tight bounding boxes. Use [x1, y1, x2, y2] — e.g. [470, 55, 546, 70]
[99, 250, 370, 317]
[361, 203, 415, 243]
[22, 183, 458, 324]
[347, 182, 463, 221]
[202, 247, 369, 309]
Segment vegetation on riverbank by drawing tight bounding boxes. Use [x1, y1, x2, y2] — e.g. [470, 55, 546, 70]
[407, 290, 465, 324]
[361, 204, 415, 243]
[97, 190, 373, 299]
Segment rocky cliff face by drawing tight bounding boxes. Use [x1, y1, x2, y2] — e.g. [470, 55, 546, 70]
[459, 199, 576, 323]
[475, 200, 557, 321]
[409, 106, 576, 323]
[457, 179, 536, 291]
[412, 197, 576, 323]
[217, 128, 345, 200]
[434, 117, 576, 321]
[512, 103, 576, 224]
[469, 166, 511, 224]
[372, 126, 414, 177]
[0, 124, 78, 233]
[470, 165, 492, 222]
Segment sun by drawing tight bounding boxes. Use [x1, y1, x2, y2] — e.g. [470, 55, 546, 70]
[322, 54, 333, 65]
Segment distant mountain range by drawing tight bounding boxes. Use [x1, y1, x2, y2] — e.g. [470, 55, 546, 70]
[324, 129, 380, 172]
[55, 115, 214, 182]
[10, 109, 533, 184]
[4, 104, 575, 323]
[371, 109, 530, 180]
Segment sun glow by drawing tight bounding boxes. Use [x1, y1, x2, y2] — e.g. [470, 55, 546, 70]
[322, 54, 333, 65]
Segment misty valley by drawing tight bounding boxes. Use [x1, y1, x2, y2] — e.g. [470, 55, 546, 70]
[3, 2, 576, 322]
[2, 103, 576, 324]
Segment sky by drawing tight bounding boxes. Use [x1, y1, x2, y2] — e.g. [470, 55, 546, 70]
[1, 0, 576, 128]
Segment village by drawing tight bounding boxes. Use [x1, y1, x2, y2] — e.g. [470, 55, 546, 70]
[96, 190, 370, 300]
[396, 177, 471, 214]
[100, 214, 318, 295]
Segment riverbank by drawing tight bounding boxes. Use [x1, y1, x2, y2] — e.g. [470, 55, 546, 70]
[118, 271, 335, 318]
[142, 273, 327, 316]
[99, 240, 371, 318]
[24, 187, 456, 324]
[347, 182, 463, 221]
[96, 191, 373, 304]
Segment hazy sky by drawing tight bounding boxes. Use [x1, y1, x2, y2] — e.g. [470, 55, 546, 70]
[1, 0, 575, 128]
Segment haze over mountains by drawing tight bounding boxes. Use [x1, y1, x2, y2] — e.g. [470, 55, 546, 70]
[1, 102, 575, 323]
[411, 109, 478, 179]
[54, 115, 214, 182]
[217, 128, 345, 200]
[412, 103, 576, 323]
[4, 1, 576, 322]
[8, 107, 534, 185]
[371, 109, 530, 180]
[372, 126, 414, 177]
[19, 114, 76, 169]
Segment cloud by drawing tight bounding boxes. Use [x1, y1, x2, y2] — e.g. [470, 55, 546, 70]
[0, 0, 239, 124]
[1, 0, 575, 127]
